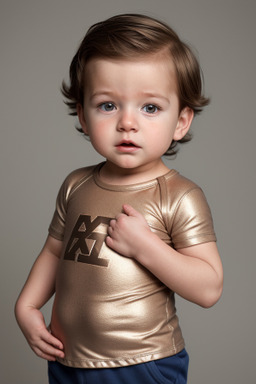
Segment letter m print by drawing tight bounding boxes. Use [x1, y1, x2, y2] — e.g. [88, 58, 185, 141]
[64, 215, 111, 267]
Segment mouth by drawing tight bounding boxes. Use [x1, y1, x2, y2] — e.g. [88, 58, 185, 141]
[117, 140, 140, 147]
[116, 140, 141, 152]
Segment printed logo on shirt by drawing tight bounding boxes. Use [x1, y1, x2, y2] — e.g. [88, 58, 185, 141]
[64, 215, 112, 267]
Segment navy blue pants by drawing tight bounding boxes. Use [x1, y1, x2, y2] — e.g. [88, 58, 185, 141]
[48, 349, 189, 384]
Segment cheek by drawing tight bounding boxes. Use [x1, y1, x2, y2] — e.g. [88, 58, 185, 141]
[86, 117, 107, 139]
[87, 123, 111, 153]
[148, 120, 174, 144]
[144, 132, 170, 157]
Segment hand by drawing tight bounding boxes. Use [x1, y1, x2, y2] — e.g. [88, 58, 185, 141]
[17, 306, 64, 361]
[106, 204, 152, 258]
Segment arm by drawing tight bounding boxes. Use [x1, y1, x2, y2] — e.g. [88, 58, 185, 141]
[15, 235, 65, 361]
[106, 204, 223, 308]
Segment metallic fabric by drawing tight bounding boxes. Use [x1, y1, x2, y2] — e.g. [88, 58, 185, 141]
[49, 163, 216, 368]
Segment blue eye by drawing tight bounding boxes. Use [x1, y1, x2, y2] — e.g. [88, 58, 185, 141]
[143, 104, 159, 114]
[99, 102, 116, 112]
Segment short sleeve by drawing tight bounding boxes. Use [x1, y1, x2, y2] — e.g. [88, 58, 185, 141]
[48, 178, 69, 241]
[48, 166, 95, 241]
[171, 187, 217, 249]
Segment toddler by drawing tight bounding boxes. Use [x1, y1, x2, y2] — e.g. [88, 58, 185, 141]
[15, 14, 223, 384]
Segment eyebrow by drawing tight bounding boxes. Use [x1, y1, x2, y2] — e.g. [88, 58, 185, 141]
[140, 92, 170, 103]
[90, 91, 115, 100]
[90, 91, 170, 103]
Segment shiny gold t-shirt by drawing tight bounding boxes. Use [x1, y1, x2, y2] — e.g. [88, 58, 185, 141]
[48, 163, 216, 368]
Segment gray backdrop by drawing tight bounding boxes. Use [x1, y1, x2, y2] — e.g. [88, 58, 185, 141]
[1, 0, 255, 383]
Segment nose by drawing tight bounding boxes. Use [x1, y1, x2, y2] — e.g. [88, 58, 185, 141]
[117, 109, 138, 132]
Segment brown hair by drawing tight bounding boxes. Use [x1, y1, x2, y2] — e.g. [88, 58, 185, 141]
[62, 13, 209, 156]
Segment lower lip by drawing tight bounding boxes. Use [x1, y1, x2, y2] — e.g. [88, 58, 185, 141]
[116, 145, 140, 153]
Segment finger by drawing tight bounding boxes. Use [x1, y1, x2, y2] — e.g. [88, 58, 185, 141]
[115, 212, 127, 220]
[107, 226, 113, 237]
[122, 204, 141, 218]
[109, 219, 117, 228]
[34, 344, 63, 361]
[41, 328, 64, 350]
[34, 346, 57, 361]
[105, 235, 114, 250]
[34, 339, 65, 360]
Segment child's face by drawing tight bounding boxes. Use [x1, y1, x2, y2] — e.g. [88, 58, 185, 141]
[78, 55, 193, 178]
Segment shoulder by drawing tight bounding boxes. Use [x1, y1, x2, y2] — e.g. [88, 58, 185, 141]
[161, 171, 216, 248]
[161, 170, 212, 223]
[163, 170, 201, 200]
[164, 170, 210, 213]
[63, 164, 96, 186]
[57, 164, 98, 200]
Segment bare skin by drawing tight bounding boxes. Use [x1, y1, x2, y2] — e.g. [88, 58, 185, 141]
[15, 236, 64, 361]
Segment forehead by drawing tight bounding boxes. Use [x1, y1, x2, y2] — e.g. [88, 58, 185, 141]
[83, 53, 178, 94]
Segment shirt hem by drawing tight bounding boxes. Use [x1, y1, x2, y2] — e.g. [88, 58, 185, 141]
[56, 343, 185, 369]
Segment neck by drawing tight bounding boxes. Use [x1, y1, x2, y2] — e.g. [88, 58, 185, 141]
[99, 160, 170, 185]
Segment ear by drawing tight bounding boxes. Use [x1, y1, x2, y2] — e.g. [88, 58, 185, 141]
[173, 107, 194, 141]
[76, 103, 88, 135]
